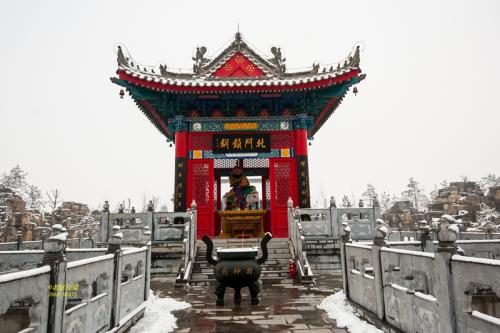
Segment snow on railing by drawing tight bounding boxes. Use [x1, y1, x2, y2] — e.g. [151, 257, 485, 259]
[176, 201, 197, 284]
[287, 199, 313, 283]
[339, 217, 500, 333]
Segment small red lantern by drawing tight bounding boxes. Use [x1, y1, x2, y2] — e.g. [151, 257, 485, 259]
[119, 89, 125, 99]
[353, 86, 358, 96]
[289, 259, 296, 279]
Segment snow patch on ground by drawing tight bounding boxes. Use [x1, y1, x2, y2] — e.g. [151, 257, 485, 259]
[129, 290, 191, 333]
[318, 291, 382, 333]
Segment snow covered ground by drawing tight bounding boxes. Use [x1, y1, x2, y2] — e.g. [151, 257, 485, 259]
[129, 291, 191, 333]
[318, 291, 382, 333]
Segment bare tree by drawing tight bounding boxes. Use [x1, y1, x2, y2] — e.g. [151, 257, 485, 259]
[379, 191, 397, 212]
[362, 183, 377, 207]
[479, 173, 500, 194]
[401, 177, 428, 212]
[46, 189, 61, 212]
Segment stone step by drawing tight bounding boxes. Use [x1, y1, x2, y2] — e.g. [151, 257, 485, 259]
[309, 262, 342, 270]
[196, 245, 289, 253]
[192, 266, 290, 275]
[189, 275, 294, 286]
[305, 249, 340, 255]
[195, 253, 291, 259]
[261, 277, 294, 285]
[192, 273, 215, 280]
[190, 237, 293, 286]
[192, 264, 289, 271]
[197, 237, 288, 242]
[197, 239, 288, 247]
[150, 268, 179, 276]
[193, 257, 291, 265]
[307, 255, 340, 263]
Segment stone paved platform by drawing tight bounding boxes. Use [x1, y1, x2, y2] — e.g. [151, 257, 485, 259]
[151, 274, 347, 333]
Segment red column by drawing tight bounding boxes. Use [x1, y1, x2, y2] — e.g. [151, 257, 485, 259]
[175, 131, 188, 158]
[294, 128, 308, 156]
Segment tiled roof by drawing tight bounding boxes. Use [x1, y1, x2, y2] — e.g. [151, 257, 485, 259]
[115, 33, 362, 92]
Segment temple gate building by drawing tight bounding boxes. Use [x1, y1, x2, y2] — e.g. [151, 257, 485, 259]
[111, 33, 364, 238]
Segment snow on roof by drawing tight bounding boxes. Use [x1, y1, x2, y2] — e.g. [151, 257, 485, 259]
[115, 33, 362, 91]
[122, 67, 358, 89]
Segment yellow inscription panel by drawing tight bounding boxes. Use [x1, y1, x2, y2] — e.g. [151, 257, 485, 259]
[223, 122, 259, 131]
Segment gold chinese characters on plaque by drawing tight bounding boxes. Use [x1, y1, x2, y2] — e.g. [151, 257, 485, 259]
[213, 133, 270, 153]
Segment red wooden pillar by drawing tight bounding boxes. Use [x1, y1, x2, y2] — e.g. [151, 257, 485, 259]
[294, 128, 311, 208]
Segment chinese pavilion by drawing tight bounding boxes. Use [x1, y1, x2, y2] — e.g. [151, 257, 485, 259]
[111, 33, 364, 238]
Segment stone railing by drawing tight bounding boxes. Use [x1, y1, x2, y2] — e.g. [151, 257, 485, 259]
[386, 238, 500, 259]
[0, 266, 51, 332]
[287, 198, 313, 283]
[388, 230, 500, 242]
[0, 248, 111, 275]
[176, 201, 197, 284]
[0, 233, 151, 333]
[0, 237, 95, 251]
[340, 216, 500, 333]
[99, 202, 196, 245]
[97, 202, 198, 281]
[291, 197, 381, 240]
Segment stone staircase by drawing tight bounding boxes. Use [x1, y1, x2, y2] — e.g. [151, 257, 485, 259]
[151, 242, 184, 276]
[304, 238, 342, 275]
[190, 237, 293, 286]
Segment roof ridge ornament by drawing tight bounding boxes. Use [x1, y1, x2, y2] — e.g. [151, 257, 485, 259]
[311, 63, 320, 74]
[348, 45, 361, 68]
[117, 45, 129, 67]
[269, 47, 286, 74]
[234, 32, 243, 50]
[192, 46, 210, 74]
[159, 64, 168, 76]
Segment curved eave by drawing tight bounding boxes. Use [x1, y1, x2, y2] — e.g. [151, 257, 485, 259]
[112, 78, 173, 141]
[111, 73, 365, 141]
[309, 74, 366, 137]
[116, 68, 361, 94]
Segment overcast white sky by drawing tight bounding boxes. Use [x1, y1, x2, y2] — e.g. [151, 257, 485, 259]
[1, 0, 499, 210]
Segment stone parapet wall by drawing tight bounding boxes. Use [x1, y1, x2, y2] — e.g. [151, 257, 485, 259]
[0, 244, 151, 333]
[341, 235, 500, 332]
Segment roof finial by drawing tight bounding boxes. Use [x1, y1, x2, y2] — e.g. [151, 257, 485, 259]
[235, 23, 242, 45]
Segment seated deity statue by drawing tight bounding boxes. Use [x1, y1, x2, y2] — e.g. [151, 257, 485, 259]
[223, 166, 258, 210]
